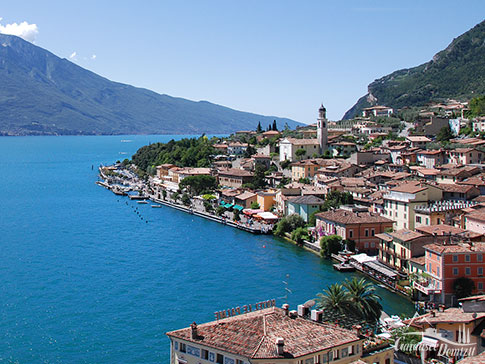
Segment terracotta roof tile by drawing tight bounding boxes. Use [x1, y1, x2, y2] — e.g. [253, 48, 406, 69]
[316, 209, 393, 225]
[166, 308, 361, 359]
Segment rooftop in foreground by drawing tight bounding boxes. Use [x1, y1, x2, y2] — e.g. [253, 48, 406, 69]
[166, 307, 361, 359]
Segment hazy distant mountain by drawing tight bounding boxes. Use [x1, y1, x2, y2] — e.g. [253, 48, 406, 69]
[343, 20, 485, 119]
[0, 34, 302, 135]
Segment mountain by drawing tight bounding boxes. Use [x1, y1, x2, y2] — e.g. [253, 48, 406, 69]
[0, 34, 302, 135]
[343, 20, 485, 119]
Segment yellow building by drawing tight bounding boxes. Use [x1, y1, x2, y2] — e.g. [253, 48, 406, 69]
[167, 304, 394, 364]
[256, 190, 277, 211]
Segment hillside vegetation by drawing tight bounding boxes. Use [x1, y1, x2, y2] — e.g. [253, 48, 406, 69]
[344, 20, 485, 119]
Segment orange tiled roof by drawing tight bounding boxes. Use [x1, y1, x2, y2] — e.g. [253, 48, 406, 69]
[166, 307, 361, 359]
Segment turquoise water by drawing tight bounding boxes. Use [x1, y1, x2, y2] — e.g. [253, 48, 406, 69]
[0, 136, 414, 363]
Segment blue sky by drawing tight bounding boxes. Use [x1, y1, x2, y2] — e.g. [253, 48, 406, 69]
[1, 1, 484, 123]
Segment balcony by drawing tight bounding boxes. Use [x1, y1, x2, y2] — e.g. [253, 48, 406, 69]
[413, 280, 441, 295]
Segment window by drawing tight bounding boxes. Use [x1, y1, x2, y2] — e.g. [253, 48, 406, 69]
[453, 255, 458, 262]
[479, 254, 483, 262]
[349, 230, 353, 238]
[236, 360, 244, 364]
[365, 229, 369, 237]
[371, 229, 375, 236]
[180, 342, 186, 353]
[416, 216, 422, 223]
[216, 354, 224, 364]
[479, 267, 483, 276]
[479, 282, 484, 290]
[341, 347, 348, 358]
[465, 255, 471, 262]
[466, 267, 471, 275]
[305, 358, 315, 364]
[437, 267, 440, 277]
[201, 349, 209, 360]
[426, 218, 429, 224]
[453, 268, 459, 276]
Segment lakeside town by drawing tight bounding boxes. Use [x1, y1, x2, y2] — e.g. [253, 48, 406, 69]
[98, 98, 485, 364]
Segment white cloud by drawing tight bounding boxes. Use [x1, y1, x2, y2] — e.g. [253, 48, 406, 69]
[0, 20, 38, 42]
[91, 54, 96, 60]
[69, 51, 77, 60]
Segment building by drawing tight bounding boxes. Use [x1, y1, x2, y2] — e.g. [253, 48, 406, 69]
[416, 150, 446, 169]
[439, 184, 480, 201]
[414, 200, 478, 227]
[382, 182, 443, 230]
[447, 148, 484, 166]
[405, 301, 485, 362]
[256, 190, 277, 211]
[317, 104, 328, 153]
[279, 138, 320, 162]
[406, 136, 431, 149]
[234, 191, 257, 209]
[217, 168, 254, 188]
[414, 115, 449, 137]
[166, 305, 394, 364]
[376, 229, 432, 273]
[437, 166, 480, 185]
[227, 142, 248, 156]
[315, 208, 393, 254]
[415, 243, 485, 305]
[361, 105, 394, 118]
[328, 141, 357, 157]
[286, 195, 325, 222]
[291, 159, 322, 182]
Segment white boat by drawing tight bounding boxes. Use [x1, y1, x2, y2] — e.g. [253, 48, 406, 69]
[151, 204, 162, 208]
[137, 200, 148, 204]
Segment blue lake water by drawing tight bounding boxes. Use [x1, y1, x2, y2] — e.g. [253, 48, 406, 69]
[0, 135, 414, 363]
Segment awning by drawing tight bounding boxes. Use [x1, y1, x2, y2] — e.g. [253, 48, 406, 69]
[233, 205, 244, 211]
[363, 260, 398, 279]
[421, 336, 439, 349]
[351, 253, 378, 264]
[256, 212, 279, 220]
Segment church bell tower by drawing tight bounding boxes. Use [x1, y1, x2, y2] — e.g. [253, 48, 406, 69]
[317, 104, 328, 154]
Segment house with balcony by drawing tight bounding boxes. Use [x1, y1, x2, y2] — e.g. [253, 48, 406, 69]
[406, 135, 431, 149]
[447, 148, 484, 166]
[415, 243, 485, 306]
[376, 229, 432, 273]
[382, 181, 443, 230]
[286, 195, 325, 222]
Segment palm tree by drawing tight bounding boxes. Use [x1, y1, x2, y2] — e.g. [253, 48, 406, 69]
[315, 283, 351, 314]
[343, 277, 382, 323]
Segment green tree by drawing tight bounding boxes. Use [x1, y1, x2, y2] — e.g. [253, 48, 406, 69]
[315, 283, 351, 314]
[291, 227, 309, 245]
[343, 277, 382, 323]
[391, 326, 422, 355]
[320, 235, 342, 257]
[468, 95, 485, 117]
[256, 121, 262, 133]
[298, 177, 311, 184]
[233, 209, 241, 222]
[272, 120, 278, 131]
[243, 145, 257, 158]
[250, 201, 260, 209]
[251, 164, 267, 189]
[162, 189, 167, 200]
[437, 125, 453, 142]
[344, 239, 356, 252]
[274, 214, 305, 237]
[181, 193, 191, 206]
[179, 175, 217, 196]
[295, 148, 306, 160]
[280, 160, 291, 170]
[216, 206, 225, 217]
[453, 277, 475, 299]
